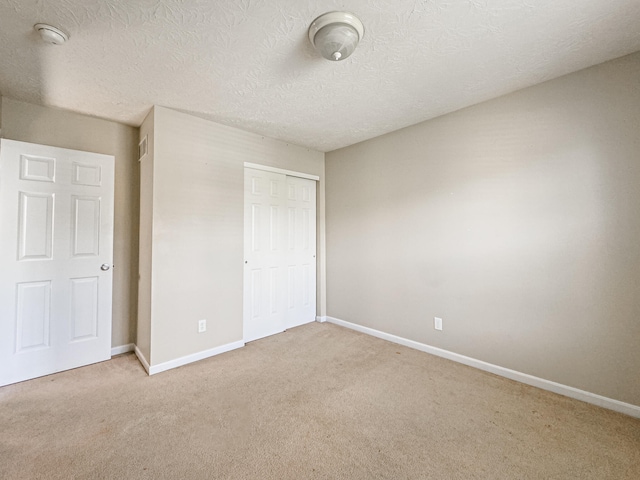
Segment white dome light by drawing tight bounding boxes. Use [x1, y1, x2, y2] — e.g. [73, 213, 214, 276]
[308, 12, 364, 62]
[34, 24, 69, 45]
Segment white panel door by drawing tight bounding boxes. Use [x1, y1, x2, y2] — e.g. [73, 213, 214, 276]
[243, 168, 317, 342]
[243, 168, 287, 342]
[0, 139, 114, 386]
[285, 177, 317, 328]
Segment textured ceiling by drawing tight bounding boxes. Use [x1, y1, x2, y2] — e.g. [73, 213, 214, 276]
[0, 1, 639, 152]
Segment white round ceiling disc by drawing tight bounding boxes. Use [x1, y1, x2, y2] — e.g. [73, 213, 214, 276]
[34, 24, 69, 45]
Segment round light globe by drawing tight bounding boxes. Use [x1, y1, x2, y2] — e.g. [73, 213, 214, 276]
[308, 12, 364, 62]
[313, 23, 360, 61]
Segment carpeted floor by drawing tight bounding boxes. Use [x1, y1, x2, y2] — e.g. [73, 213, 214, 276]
[1, 322, 639, 479]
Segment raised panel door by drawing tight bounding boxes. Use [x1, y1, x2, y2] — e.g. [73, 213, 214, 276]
[285, 176, 317, 328]
[243, 168, 287, 342]
[0, 139, 114, 386]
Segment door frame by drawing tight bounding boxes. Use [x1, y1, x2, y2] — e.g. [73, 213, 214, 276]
[244, 162, 320, 182]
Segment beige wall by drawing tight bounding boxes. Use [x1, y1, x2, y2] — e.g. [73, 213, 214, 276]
[325, 52, 640, 406]
[0, 97, 140, 348]
[144, 107, 325, 366]
[136, 109, 155, 361]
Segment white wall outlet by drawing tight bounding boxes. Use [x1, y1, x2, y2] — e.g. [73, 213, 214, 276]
[198, 319, 207, 333]
[434, 317, 443, 331]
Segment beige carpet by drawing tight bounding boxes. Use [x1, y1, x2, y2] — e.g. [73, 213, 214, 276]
[1, 322, 638, 479]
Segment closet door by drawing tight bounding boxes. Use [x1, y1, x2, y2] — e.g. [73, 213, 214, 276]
[243, 168, 287, 342]
[285, 177, 317, 328]
[243, 168, 317, 342]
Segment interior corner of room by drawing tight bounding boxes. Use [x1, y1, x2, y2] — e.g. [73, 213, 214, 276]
[1, 56, 639, 417]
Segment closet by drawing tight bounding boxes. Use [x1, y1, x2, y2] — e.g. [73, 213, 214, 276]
[243, 167, 317, 342]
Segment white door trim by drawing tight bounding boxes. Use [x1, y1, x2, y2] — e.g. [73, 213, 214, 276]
[243, 162, 319, 181]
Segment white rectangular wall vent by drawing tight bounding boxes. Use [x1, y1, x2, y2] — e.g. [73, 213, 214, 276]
[138, 136, 148, 161]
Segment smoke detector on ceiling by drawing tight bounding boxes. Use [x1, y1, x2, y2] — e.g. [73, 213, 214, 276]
[34, 24, 69, 45]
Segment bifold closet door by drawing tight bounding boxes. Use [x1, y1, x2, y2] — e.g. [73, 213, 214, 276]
[243, 168, 316, 343]
[0, 139, 114, 387]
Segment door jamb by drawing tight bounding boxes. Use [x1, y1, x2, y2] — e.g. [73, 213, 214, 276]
[243, 162, 319, 181]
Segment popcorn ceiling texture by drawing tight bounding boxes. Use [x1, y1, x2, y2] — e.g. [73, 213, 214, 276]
[0, 0, 639, 151]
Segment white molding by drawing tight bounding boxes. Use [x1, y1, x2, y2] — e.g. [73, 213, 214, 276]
[134, 345, 151, 374]
[315, 316, 327, 323]
[111, 343, 135, 356]
[325, 316, 640, 419]
[244, 162, 319, 181]
[142, 341, 245, 376]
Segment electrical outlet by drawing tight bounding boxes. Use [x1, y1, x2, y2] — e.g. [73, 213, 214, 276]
[434, 317, 443, 331]
[198, 319, 207, 333]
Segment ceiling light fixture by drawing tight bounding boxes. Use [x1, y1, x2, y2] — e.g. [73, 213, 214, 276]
[34, 24, 69, 45]
[308, 12, 364, 61]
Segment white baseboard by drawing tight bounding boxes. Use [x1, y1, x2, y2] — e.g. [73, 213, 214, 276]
[315, 316, 327, 323]
[136, 341, 245, 376]
[325, 316, 640, 419]
[111, 343, 135, 356]
[134, 345, 151, 374]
